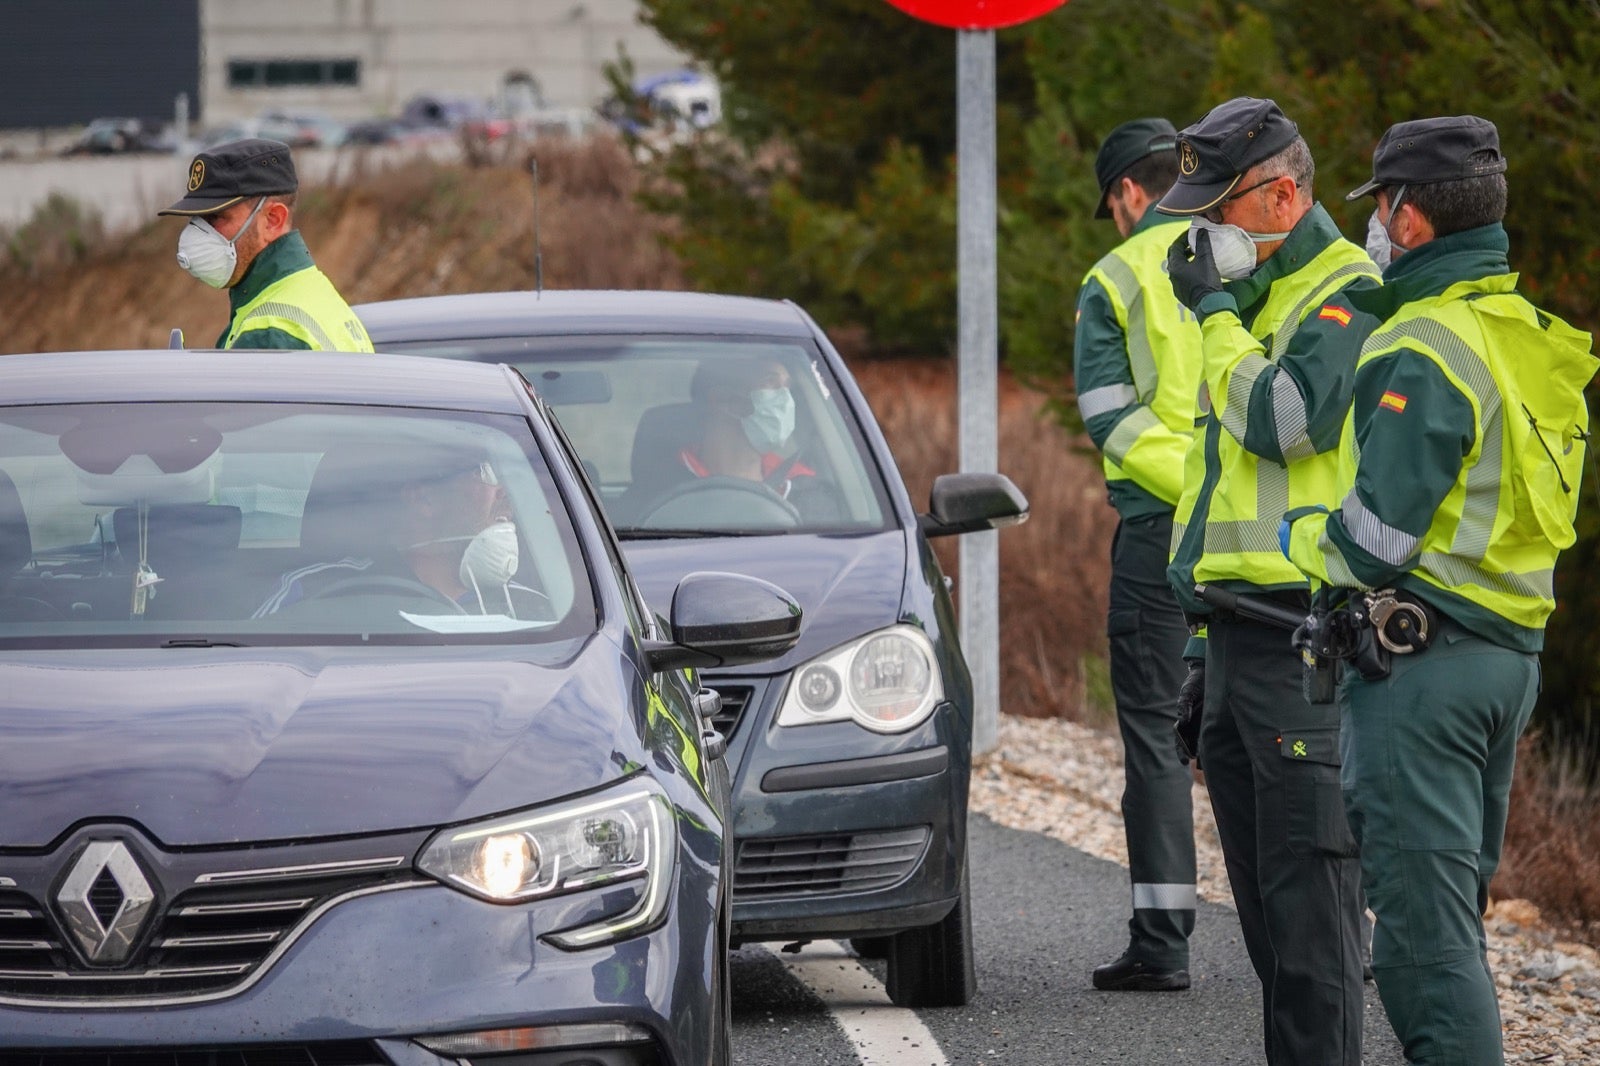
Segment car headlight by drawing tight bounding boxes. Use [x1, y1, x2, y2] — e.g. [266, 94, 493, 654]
[416, 779, 675, 949]
[775, 624, 944, 733]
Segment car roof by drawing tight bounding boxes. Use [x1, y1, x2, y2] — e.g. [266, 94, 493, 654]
[0, 350, 528, 412]
[358, 289, 816, 343]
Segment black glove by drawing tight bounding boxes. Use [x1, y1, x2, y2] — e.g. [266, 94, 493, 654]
[1167, 228, 1225, 312]
[1174, 661, 1205, 767]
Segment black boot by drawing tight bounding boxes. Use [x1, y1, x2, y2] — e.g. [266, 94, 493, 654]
[1092, 953, 1191, 991]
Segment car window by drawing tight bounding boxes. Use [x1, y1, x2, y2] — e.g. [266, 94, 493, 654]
[380, 335, 893, 537]
[0, 402, 597, 647]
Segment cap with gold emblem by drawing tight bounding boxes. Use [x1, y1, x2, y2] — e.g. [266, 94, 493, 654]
[158, 138, 298, 217]
[1157, 97, 1299, 216]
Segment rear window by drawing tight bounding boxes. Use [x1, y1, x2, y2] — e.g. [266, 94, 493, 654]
[380, 335, 894, 538]
[0, 402, 596, 647]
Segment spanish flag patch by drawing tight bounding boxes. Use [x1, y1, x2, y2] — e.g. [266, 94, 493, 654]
[1379, 391, 1408, 413]
[1318, 305, 1353, 327]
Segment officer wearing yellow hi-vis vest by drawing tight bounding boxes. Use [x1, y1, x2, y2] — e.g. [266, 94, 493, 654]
[1159, 98, 1380, 1066]
[159, 138, 373, 352]
[1072, 118, 1202, 994]
[1284, 116, 1597, 1066]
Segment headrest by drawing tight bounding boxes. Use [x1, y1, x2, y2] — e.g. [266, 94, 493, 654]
[629, 402, 702, 486]
[0, 470, 32, 578]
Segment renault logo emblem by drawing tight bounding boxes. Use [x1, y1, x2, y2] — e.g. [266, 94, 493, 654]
[56, 841, 155, 965]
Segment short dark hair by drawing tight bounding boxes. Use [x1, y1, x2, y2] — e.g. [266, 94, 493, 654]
[1118, 151, 1180, 200]
[1400, 150, 1507, 237]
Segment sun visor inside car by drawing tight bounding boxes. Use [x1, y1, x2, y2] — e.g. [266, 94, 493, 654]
[61, 417, 224, 506]
[525, 368, 612, 406]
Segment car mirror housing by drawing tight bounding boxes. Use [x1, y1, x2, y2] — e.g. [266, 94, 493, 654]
[918, 472, 1030, 538]
[643, 571, 802, 672]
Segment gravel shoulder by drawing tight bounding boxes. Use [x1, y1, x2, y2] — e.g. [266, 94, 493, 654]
[970, 714, 1600, 1064]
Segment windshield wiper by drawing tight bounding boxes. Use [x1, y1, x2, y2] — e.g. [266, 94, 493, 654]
[614, 528, 785, 540]
[160, 638, 250, 648]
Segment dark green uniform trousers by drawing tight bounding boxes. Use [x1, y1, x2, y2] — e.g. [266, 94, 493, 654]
[1106, 513, 1195, 968]
[1340, 620, 1538, 1066]
[1202, 614, 1364, 1066]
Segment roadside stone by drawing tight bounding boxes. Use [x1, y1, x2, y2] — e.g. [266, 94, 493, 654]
[970, 713, 1600, 1064]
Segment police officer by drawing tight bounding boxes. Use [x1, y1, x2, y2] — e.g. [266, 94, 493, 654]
[1283, 116, 1596, 1066]
[160, 138, 374, 352]
[1160, 97, 1379, 1065]
[1074, 118, 1202, 992]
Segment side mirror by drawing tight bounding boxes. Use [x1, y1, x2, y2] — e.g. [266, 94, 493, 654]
[643, 571, 803, 673]
[918, 472, 1029, 538]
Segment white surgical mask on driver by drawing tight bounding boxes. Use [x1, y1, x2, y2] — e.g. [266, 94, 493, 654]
[459, 520, 520, 616]
[1187, 216, 1291, 280]
[176, 197, 266, 288]
[741, 387, 796, 452]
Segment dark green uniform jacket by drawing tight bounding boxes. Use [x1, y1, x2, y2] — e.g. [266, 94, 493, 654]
[219, 231, 373, 352]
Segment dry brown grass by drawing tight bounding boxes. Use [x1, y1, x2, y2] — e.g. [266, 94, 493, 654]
[1498, 735, 1600, 942]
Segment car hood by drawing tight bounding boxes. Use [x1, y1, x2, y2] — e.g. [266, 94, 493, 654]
[0, 637, 641, 849]
[623, 530, 909, 671]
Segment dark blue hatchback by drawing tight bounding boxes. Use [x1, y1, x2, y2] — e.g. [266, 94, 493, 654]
[360, 290, 1028, 1007]
[0, 350, 805, 1065]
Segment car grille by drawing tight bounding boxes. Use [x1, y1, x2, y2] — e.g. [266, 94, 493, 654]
[706, 684, 753, 736]
[0, 871, 411, 1003]
[734, 827, 930, 900]
[0, 1041, 387, 1066]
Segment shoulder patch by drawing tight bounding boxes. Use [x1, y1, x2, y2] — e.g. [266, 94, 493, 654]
[1379, 390, 1408, 413]
[1318, 305, 1353, 327]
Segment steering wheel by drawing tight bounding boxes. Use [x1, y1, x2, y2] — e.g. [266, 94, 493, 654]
[304, 574, 466, 614]
[635, 476, 801, 529]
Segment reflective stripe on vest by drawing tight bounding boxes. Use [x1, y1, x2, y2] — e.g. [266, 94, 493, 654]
[1194, 254, 1380, 581]
[1083, 220, 1200, 489]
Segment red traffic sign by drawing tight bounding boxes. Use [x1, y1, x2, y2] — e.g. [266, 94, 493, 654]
[882, 0, 1066, 29]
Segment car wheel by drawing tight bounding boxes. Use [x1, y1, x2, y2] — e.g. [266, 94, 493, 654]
[850, 935, 891, 959]
[885, 862, 976, 1008]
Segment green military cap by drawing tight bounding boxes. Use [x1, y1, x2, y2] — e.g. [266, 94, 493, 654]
[1346, 115, 1507, 200]
[1093, 118, 1178, 219]
[1157, 97, 1299, 216]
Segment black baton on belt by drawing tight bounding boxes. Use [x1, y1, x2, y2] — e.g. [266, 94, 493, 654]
[1194, 583, 1309, 632]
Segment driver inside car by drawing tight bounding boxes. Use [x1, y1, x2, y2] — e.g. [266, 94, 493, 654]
[680, 358, 813, 495]
[254, 446, 544, 618]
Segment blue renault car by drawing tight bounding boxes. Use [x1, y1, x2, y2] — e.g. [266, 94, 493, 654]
[0, 350, 802, 1064]
[359, 291, 1028, 1007]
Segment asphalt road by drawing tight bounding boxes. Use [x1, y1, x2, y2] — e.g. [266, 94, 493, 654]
[730, 814, 1407, 1064]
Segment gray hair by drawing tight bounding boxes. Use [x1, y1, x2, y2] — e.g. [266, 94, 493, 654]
[1252, 136, 1314, 198]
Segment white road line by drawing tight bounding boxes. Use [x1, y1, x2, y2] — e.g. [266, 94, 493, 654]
[773, 940, 951, 1066]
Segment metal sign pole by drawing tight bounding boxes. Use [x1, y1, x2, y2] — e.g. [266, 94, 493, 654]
[956, 28, 999, 754]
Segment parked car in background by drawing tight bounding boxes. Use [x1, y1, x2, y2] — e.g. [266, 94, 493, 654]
[360, 290, 1029, 1007]
[256, 110, 348, 149]
[0, 349, 799, 1064]
[61, 118, 167, 155]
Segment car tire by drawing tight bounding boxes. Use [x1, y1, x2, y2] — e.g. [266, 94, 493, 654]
[850, 935, 891, 959]
[885, 862, 976, 1008]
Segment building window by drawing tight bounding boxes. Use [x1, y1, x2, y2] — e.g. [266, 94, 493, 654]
[227, 59, 361, 89]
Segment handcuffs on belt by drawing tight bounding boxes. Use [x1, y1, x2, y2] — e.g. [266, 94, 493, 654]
[1294, 588, 1436, 700]
[1354, 589, 1434, 654]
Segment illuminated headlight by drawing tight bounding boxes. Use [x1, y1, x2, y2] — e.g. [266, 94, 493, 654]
[417, 780, 675, 948]
[775, 625, 943, 733]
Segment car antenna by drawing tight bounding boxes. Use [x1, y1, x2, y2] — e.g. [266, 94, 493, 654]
[529, 156, 543, 298]
[167, 328, 185, 350]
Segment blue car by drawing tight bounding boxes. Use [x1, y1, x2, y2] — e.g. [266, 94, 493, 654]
[0, 350, 803, 1064]
[359, 291, 1028, 1007]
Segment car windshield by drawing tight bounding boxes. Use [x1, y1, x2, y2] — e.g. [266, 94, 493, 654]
[379, 336, 893, 537]
[0, 402, 596, 647]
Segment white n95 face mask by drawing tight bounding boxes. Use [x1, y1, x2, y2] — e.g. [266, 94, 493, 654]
[741, 387, 796, 451]
[1187, 216, 1291, 280]
[459, 519, 520, 614]
[1364, 186, 1409, 272]
[176, 197, 266, 288]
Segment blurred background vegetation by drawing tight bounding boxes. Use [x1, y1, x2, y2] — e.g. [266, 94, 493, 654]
[628, 0, 1600, 771]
